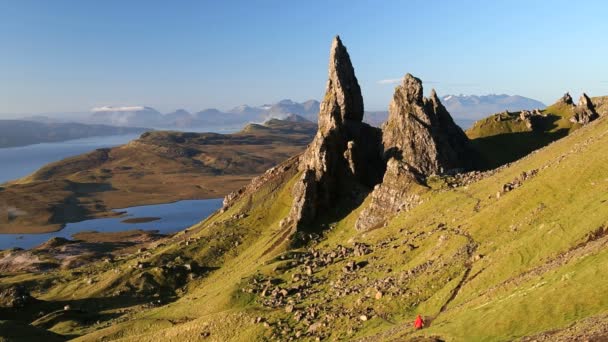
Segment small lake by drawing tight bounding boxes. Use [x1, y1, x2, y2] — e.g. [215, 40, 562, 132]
[0, 198, 223, 250]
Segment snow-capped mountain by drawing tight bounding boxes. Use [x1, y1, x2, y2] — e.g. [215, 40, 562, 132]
[90, 106, 164, 127]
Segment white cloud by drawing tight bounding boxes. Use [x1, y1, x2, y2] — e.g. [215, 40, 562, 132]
[91, 106, 145, 112]
[377, 78, 402, 85]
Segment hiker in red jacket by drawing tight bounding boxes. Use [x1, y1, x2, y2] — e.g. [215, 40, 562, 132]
[414, 314, 424, 329]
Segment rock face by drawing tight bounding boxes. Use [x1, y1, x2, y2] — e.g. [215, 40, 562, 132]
[382, 74, 471, 175]
[590, 96, 608, 116]
[286, 36, 384, 231]
[570, 93, 599, 125]
[354, 158, 422, 231]
[355, 74, 471, 231]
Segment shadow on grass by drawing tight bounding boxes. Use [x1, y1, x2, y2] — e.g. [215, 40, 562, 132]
[471, 128, 569, 170]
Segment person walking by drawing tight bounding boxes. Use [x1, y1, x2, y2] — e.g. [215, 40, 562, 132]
[414, 314, 424, 329]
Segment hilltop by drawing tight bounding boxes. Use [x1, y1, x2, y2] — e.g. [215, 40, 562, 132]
[467, 93, 608, 169]
[0, 118, 316, 234]
[1, 37, 608, 342]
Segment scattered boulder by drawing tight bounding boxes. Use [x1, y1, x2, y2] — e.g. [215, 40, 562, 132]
[0, 285, 34, 308]
[499, 169, 539, 196]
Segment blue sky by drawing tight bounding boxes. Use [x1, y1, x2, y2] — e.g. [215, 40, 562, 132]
[0, 0, 607, 115]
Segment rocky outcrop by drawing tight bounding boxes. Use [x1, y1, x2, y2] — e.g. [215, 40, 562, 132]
[559, 92, 574, 106]
[382, 74, 471, 175]
[570, 93, 599, 125]
[354, 158, 423, 230]
[356, 74, 471, 231]
[0, 285, 34, 308]
[590, 96, 608, 116]
[286, 36, 384, 232]
[518, 109, 545, 130]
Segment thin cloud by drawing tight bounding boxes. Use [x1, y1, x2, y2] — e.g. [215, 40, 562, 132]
[91, 106, 145, 112]
[377, 79, 401, 85]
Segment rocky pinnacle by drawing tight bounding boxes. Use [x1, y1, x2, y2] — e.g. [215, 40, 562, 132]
[318, 36, 364, 132]
[355, 74, 471, 231]
[287, 36, 382, 233]
[382, 74, 471, 175]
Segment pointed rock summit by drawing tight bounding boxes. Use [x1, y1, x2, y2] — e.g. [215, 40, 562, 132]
[287, 36, 383, 233]
[355, 74, 471, 231]
[559, 92, 574, 106]
[382, 74, 471, 175]
[317, 36, 364, 131]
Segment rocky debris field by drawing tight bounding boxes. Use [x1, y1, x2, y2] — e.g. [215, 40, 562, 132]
[242, 223, 477, 341]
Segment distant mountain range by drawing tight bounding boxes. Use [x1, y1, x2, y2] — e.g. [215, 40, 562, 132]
[441, 94, 546, 119]
[84, 100, 322, 129]
[19, 94, 546, 130]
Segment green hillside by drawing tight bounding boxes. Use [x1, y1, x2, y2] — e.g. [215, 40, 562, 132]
[466, 100, 581, 169]
[1, 104, 607, 341]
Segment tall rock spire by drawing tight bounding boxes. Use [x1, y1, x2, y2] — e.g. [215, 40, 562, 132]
[318, 36, 364, 131]
[287, 36, 383, 233]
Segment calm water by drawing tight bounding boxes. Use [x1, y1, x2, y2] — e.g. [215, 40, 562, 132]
[0, 134, 142, 184]
[0, 199, 223, 250]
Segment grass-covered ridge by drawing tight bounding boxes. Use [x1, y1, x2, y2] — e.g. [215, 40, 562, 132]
[0, 119, 315, 234]
[466, 99, 580, 169]
[1, 109, 607, 341]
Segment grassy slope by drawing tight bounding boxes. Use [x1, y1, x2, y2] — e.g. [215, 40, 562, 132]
[359, 112, 608, 340]
[2, 115, 608, 340]
[466, 102, 579, 169]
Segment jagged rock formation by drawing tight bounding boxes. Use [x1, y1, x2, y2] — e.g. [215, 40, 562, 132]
[225, 38, 471, 235]
[559, 92, 574, 105]
[382, 74, 471, 175]
[355, 74, 471, 231]
[285, 36, 384, 231]
[571, 93, 599, 124]
[591, 96, 608, 116]
[519, 109, 545, 129]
